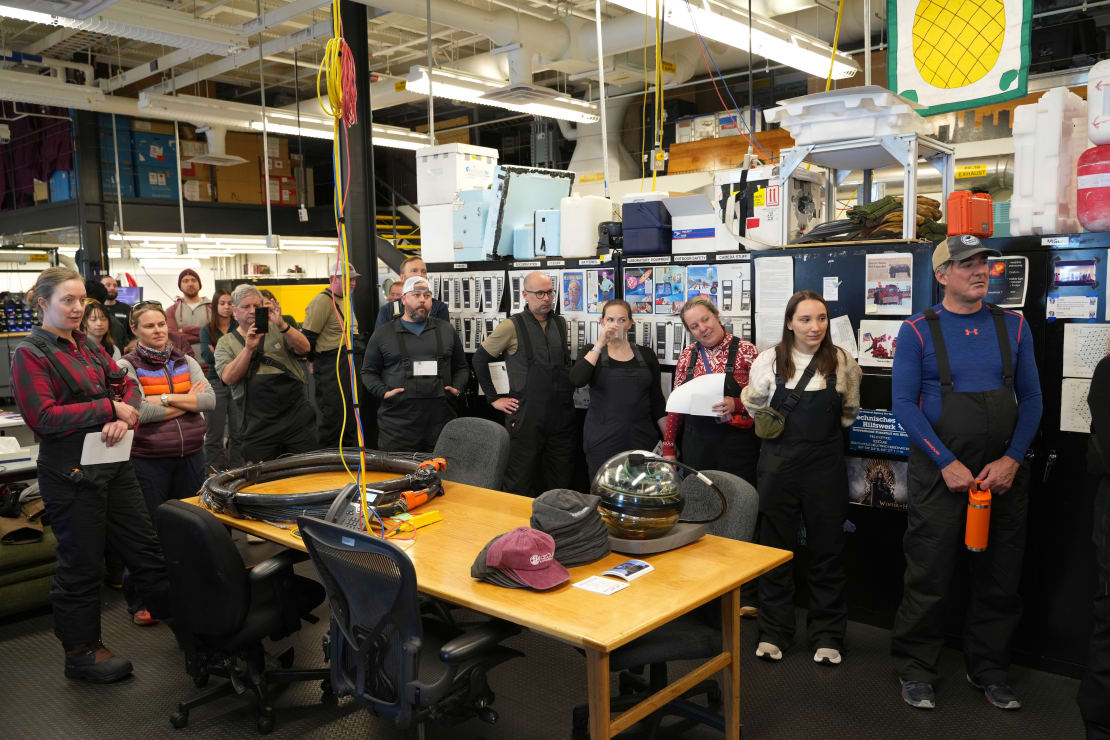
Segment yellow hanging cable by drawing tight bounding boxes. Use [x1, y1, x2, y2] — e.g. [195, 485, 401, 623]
[825, 0, 846, 92]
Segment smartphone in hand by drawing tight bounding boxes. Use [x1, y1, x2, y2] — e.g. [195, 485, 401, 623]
[254, 306, 269, 335]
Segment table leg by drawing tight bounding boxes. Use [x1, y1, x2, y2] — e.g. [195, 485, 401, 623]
[721, 587, 741, 738]
[585, 647, 611, 740]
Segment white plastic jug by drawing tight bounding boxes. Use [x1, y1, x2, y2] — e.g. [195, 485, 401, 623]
[1089, 59, 1110, 145]
[559, 195, 613, 258]
[1011, 87, 1087, 236]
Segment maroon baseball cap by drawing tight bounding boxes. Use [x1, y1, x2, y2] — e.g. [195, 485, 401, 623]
[486, 526, 570, 590]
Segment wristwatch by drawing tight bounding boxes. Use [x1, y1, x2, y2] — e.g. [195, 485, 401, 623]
[160, 393, 170, 407]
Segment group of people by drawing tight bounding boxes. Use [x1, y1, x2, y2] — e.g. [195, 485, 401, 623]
[13, 237, 1107, 737]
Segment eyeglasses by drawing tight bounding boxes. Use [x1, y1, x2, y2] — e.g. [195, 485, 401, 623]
[525, 289, 555, 298]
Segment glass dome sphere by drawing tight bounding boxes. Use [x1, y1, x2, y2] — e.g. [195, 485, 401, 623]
[590, 451, 683, 540]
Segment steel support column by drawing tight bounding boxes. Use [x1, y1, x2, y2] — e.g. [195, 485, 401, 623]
[339, 0, 378, 330]
[72, 109, 107, 278]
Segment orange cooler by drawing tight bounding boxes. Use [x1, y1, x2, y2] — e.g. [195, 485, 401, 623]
[947, 191, 994, 238]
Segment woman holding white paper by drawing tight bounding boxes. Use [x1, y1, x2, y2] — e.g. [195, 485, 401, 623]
[662, 297, 760, 486]
[11, 267, 171, 683]
[740, 290, 861, 667]
[571, 299, 667, 478]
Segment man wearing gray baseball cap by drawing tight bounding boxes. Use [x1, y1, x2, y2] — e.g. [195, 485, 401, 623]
[889, 235, 1042, 712]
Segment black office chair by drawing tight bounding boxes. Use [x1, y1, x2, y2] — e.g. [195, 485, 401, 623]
[572, 471, 759, 739]
[296, 515, 523, 738]
[154, 500, 331, 734]
[432, 417, 512, 490]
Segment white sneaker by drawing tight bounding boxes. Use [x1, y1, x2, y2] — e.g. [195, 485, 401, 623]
[814, 647, 842, 665]
[755, 642, 782, 662]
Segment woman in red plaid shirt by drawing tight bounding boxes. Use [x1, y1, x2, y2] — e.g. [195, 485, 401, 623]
[662, 296, 760, 486]
[12, 267, 171, 684]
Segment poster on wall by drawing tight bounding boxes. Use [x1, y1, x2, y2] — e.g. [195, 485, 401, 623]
[849, 409, 911, 456]
[1061, 378, 1093, 434]
[686, 265, 719, 305]
[586, 268, 617, 313]
[655, 266, 686, 314]
[986, 256, 1028, 308]
[1062, 324, 1110, 378]
[562, 271, 585, 312]
[887, 0, 1031, 115]
[848, 456, 909, 510]
[858, 319, 904, 368]
[623, 267, 655, 314]
[864, 253, 913, 315]
[1047, 293, 1099, 321]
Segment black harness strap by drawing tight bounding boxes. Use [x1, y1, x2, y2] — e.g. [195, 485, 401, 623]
[684, 337, 741, 395]
[600, 344, 646, 369]
[989, 304, 1015, 390]
[20, 333, 111, 400]
[925, 305, 1013, 392]
[923, 308, 953, 391]
[394, 319, 451, 386]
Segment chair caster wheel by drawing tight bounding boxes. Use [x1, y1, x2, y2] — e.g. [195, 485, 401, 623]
[170, 710, 188, 729]
[257, 716, 274, 734]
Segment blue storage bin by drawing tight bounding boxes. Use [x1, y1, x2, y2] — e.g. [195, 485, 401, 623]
[132, 132, 176, 167]
[534, 209, 560, 257]
[622, 200, 672, 255]
[512, 224, 535, 259]
[99, 130, 133, 165]
[102, 166, 136, 198]
[49, 170, 73, 202]
[136, 166, 178, 199]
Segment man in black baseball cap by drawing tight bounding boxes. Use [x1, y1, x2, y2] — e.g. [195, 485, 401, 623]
[889, 234, 1042, 712]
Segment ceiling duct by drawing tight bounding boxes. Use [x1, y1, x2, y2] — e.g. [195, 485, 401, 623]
[192, 126, 248, 167]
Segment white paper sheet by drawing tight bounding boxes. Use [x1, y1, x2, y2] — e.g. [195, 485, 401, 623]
[1047, 294, 1098, 321]
[489, 361, 510, 395]
[80, 430, 134, 465]
[1061, 377, 1093, 434]
[864, 253, 913, 315]
[1063, 324, 1110, 378]
[666, 373, 726, 416]
[755, 256, 793, 313]
[830, 315, 858, 358]
[754, 311, 782, 351]
[858, 319, 904, 368]
[823, 276, 840, 302]
[572, 576, 630, 595]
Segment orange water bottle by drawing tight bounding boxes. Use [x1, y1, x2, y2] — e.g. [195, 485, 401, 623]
[965, 483, 991, 552]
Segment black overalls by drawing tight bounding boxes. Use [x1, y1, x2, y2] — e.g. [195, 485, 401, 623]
[502, 312, 575, 496]
[20, 334, 170, 648]
[583, 345, 660, 478]
[679, 338, 760, 486]
[891, 306, 1029, 686]
[756, 358, 848, 651]
[228, 331, 318, 463]
[376, 320, 455, 453]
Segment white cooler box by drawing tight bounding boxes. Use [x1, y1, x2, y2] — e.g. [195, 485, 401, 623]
[416, 143, 498, 206]
[764, 86, 931, 146]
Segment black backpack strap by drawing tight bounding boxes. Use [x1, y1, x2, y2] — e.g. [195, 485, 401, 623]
[923, 308, 953, 391]
[723, 337, 742, 396]
[19, 334, 87, 398]
[988, 304, 1014, 390]
[683, 343, 700, 384]
[629, 344, 646, 368]
[775, 354, 820, 415]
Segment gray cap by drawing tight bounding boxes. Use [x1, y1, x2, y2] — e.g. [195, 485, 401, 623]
[932, 234, 1001, 270]
[531, 490, 602, 532]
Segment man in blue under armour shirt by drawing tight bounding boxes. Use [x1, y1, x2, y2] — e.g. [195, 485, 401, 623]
[890, 235, 1042, 712]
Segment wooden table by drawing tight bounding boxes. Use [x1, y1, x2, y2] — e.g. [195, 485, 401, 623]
[184, 471, 791, 739]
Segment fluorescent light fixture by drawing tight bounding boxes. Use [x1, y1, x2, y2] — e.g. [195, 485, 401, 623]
[608, 0, 859, 80]
[3, 2, 119, 21]
[0, 69, 104, 107]
[0, 0, 248, 55]
[108, 232, 340, 257]
[405, 65, 600, 123]
[138, 93, 429, 150]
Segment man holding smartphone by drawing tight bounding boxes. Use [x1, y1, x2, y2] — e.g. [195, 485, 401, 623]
[214, 284, 318, 463]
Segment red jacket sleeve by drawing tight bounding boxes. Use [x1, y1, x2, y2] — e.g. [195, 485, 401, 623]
[662, 345, 695, 456]
[11, 347, 114, 438]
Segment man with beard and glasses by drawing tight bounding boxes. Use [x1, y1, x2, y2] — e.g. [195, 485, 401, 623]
[361, 276, 468, 453]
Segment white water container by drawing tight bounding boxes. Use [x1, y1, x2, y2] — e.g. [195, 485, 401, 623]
[559, 195, 613, 258]
[1089, 59, 1110, 145]
[1011, 87, 1087, 236]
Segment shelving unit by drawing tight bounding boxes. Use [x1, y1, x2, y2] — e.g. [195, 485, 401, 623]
[778, 134, 956, 238]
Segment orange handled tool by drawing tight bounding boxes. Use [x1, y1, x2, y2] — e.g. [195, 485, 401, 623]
[965, 483, 991, 552]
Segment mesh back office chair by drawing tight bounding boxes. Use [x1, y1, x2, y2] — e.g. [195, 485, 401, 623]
[432, 417, 511, 490]
[572, 471, 759, 739]
[154, 500, 330, 734]
[296, 516, 523, 738]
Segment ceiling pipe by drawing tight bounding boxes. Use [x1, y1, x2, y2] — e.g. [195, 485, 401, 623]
[0, 49, 95, 85]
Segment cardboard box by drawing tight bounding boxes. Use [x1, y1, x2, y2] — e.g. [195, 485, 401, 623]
[262, 156, 291, 176]
[102, 166, 136, 198]
[49, 170, 73, 202]
[180, 139, 208, 159]
[216, 172, 262, 204]
[180, 161, 211, 180]
[262, 136, 288, 161]
[136, 166, 179, 199]
[33, 179, 48, 202]
[132, 132, 177, 167]
[130, 118, 175, 135]
[266, 175, 298, 206]
[183, 180, 214, 202]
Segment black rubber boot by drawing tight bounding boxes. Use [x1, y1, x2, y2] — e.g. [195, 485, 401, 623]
[64, 641, 133, 683]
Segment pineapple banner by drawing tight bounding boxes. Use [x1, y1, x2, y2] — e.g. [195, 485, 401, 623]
[887, 0, 1032, 115]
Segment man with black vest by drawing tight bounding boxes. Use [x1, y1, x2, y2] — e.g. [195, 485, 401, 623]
[473, 271, 575, 496]
[214, 284, 317, 463]
[361, 276, 468, 452]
